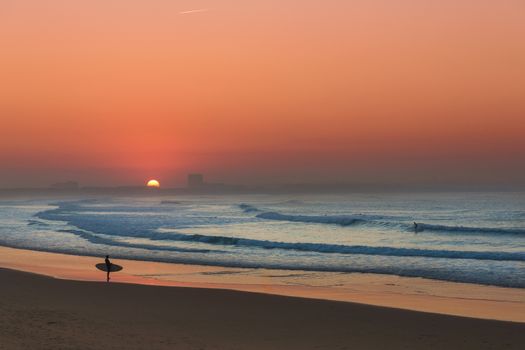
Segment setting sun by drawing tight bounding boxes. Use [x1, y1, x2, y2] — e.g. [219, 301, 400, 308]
[146, 179, 160, 188]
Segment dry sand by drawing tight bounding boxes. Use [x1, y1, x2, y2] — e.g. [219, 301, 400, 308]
[0, 267, 524, 350]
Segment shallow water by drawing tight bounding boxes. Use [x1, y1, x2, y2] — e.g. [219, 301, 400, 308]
[0, 192, 524, 287]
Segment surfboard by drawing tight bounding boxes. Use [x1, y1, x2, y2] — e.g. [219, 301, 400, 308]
[96, 263, 123, 272]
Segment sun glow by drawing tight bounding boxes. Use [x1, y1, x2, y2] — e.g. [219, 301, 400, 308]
[146, 179, 160, 188]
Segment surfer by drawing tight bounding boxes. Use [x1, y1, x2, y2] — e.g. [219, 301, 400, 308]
[95, 258, 122, 280]
[105, 255, 112, 282]
[413, 222, 418, 233]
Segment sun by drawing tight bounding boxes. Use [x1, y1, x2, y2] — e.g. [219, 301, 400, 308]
[146, 179, 160, 188]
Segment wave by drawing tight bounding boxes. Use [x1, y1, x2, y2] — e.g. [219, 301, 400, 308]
[240, 204, 525, 235]
[59, 229, 214, 254]
[240, 204, 373, 226]
[239, 204, 260, 213]
[256, 212, 365, 226]
[416, 223, 525, 235]
[144, 231, 525, 262]
[47, 217, 525, 262]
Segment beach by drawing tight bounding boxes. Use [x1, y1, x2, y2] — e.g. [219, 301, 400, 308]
[1, 267, 524, 350]
[1, 246, 525, 322]
[1, 246, 525, 349]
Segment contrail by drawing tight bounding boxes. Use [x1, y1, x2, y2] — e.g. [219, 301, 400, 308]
[179, 8, 211, 15]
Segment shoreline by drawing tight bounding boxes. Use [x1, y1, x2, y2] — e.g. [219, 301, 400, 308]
[1, 245, 524, 323]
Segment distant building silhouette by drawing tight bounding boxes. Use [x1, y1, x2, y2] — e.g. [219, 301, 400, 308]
[50, 181, 79, 190]
[187, 174, 204, 188]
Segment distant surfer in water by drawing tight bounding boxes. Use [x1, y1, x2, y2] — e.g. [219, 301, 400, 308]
[105, 255, 112, 282]
[413, 222, 419, 233]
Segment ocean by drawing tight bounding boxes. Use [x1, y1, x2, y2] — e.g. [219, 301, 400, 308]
[0, 192, 524, 288]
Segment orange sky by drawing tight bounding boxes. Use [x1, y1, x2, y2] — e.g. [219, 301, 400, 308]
[1, 0, 524, 188]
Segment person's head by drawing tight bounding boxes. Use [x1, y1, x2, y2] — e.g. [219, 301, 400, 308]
[106, 255, 109, 259]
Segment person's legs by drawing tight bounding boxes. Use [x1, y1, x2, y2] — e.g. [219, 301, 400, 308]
[107, 271, 110, 282]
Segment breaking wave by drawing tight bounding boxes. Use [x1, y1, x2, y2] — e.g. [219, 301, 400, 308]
[240, 204, 525, 235]
[256, 212, 365, 226]
[59, 229, 212, 254]
[239, 204, 260, 213]
[139, 231, 525, 262]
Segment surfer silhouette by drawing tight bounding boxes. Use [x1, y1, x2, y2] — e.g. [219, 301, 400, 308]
[414, 222, 418, 233]
[105, 255, 112, 282]
[95, 256, 122, 280]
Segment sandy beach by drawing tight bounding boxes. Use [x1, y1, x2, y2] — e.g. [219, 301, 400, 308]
[1, 246, 524, 323]
[1, 267, 524, 350]
[0, 246, 524, 349]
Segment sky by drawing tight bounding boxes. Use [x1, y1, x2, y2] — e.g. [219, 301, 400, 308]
[1, 0, 524, 188]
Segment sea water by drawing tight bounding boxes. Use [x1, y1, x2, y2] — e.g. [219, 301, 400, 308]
[0, 192, 524, 287]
